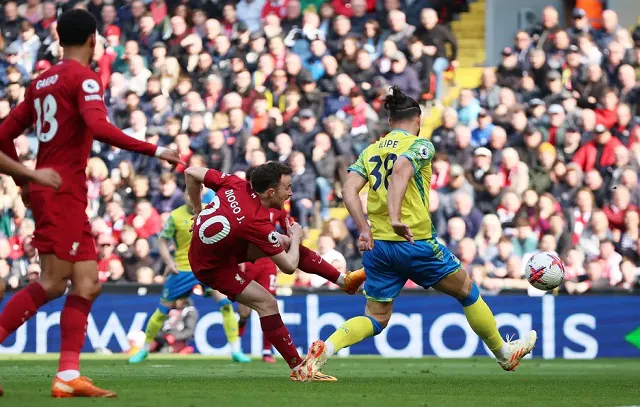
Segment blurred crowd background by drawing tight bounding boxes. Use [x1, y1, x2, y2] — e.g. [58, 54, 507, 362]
[0, 0, 639, 295]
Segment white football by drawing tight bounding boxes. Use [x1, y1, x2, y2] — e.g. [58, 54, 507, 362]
[525, 252, 565, 290]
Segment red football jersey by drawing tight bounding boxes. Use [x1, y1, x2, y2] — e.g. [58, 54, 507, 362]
[0, 59, 157, 193]
[268, 207, 289, 231]
[189, 169, 284, 273]
[0, 59, 159, 261]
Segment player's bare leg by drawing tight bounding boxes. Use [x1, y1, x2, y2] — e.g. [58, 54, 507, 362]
[434, 269, 537, 371]
[249, 234, 366, 294]
[235, 280, 336, 382]
[210, 290, 250, 362]
[51, 259, 116, 398]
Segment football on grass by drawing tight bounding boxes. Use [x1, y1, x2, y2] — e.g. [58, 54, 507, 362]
[525, 252, 565, 290]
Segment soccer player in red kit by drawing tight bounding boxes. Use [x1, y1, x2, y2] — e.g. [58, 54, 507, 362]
[236, 166, 287, 362]
[185, 162, 365, 381]
[237, 205, 287, 363]
[0, 10, 182, 398]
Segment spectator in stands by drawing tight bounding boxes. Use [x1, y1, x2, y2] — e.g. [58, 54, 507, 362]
[124, 238, 160, 282]
[453, 88, 481, 127]
[567, 8, 592, 42]
[2, 2, 23, 45]
[439, 164, 474, 219]
[289, 151, 316, 230]
[511, 217, 538, 258]
[430, 108, 458, 153]
[384, 50, 420, 100]
[530, 6, 560, 52]
[453, 193, 483, 238]
[603, 185, 637, 234]
[496, 47, 522, 90]
[152, 173, 184, 215]
[471, 109, 494, 148]
[573, 124, 622, 173]
[97, 234, 123, 283]
[451, 125, 474, 170]
[310, 234, 345, 288]
[475, 68, 501, 111]
[467, 147, 493, 194]
[444, 217, 466, 254]
[415, 8, 457, 101]
[579, 210, 614, 259]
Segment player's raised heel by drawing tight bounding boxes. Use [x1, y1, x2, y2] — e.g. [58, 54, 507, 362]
[498, 330, 538, 372]
[51, 376, 117, 398]
[342, 268, 366, 295]
[262, 354, 276, 363]
[128, 349, 149, 364]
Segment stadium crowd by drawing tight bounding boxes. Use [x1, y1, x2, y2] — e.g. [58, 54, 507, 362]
[0, 0, 639, 294]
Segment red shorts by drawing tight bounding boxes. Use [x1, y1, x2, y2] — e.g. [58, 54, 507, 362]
[193, 262, 249, 300]
[244, 258, 278, 295]
[29, 190, 97, 262]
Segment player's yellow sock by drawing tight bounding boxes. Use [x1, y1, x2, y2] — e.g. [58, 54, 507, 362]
[461, 283, 504, 352]
[144, 309, 168, 345]
[219, 300, 240, 352]
[326, 316, 383, 357]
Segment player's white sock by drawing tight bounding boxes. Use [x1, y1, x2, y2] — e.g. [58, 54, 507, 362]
[336, 274, 345, 288]
[230, 339, 241, 353]
[56, 370, 80, 381]
[324, 340, 336, 359]
[142, 342, 152, 352]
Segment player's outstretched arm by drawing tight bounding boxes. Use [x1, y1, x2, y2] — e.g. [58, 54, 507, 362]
[387, 156, 415, 243]
[184, 167, 208, 218]
[343, 171, 372, 251]
[269, 219, 303, 274]
[158, 217, 178, 274]
[81, 109, 183, 165]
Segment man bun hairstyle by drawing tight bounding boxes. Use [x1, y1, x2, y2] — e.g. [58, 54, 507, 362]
[57, 9, 98, 47]
[384, 85, 421, 121]
[249, 161, 293, 193]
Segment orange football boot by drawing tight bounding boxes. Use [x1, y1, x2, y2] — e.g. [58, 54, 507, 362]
[342, 268, 366, 294]
[51, 376, 117, 398]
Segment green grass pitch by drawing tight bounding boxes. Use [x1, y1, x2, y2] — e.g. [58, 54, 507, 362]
[0, 355, 639, 406]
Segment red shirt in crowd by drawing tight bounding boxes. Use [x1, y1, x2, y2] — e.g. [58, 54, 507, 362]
[572, 137, 622, 173]
[602, 204, 638, 232]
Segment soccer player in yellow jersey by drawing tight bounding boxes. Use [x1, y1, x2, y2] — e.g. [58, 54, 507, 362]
[299, 87, 537, 378]
[129, 191, 250, 363]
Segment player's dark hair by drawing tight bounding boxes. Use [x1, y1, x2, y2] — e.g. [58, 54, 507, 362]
[57, 9, 97, 47]
[249, 161, 293, 193]
[384, 86, 421, 122]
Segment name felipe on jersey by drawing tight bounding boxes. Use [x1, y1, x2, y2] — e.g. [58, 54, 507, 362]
[35, 74, 59, 90]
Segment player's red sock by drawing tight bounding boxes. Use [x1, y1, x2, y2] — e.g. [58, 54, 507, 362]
[263, 336, 272, 355]
[58, 295, 92, 373]
[259, 314, 301, 368]
[298, 245, 340, 283]
[0, 282, 48, 342]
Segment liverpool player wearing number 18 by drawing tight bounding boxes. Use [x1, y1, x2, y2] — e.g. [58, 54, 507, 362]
[185, 162, 365, 381]
[0, 10, 182, 398]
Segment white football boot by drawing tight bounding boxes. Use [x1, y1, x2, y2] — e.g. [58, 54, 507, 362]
[498, 330, 538, 371]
